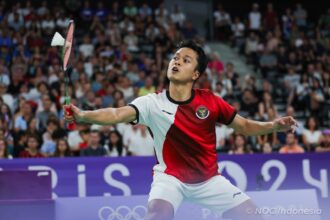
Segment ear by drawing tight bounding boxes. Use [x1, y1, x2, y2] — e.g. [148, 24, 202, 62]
[192, 70, 200, 81]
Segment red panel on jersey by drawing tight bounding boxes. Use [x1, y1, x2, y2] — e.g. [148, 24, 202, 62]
[162, 89, 236, 183]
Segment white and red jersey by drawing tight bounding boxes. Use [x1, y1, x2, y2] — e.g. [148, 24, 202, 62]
[129, 89, 237, 184]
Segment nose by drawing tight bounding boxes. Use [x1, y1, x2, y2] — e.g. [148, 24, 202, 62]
[174, 60, 181, 66]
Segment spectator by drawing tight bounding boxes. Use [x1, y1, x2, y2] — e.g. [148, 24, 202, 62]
[79, 35, 94, 58]
[263, 3, 278, 31]
[282, 8, 294, 39]
[283, 67, 300, 95]
[261, 142, 273, 154]
[0, 83, 14, 113]
[55, 12, 70, 29]
[302, 116, 322, 151]
[231, 17, 245, 51]
[213, 4, 232, 41]
[53, 138, 72, 157]
[279, 133, 304, 153]
[215, 124, 233, 152]
[124, 27, 139, 52]
[19, 134, 44, 158]
[80, 1, 93, 23]
[125, 125, 154, 156]
[170, 4, 186, 28]
[214, 81, 228, 99]
[37, 1, 49, 18]
[240, 89, 259, 118]
[41, 12, 55, 36]
[257, 108, 279, 150]
[318, 8, 330, 34]
[26, 117, 40, 139]
[78, 128, 90, 151]
[68, 123, 88, 154]
[245, 32, 259, 66]
[109, 1, 122, 22]
[8, 12, 24, 31]
[14, 101, 34, 133]
[0, 103, 12, 129]
[208, 52, 224, 76]
[224, 62, 239, 91]
[80, 130, 107, 157]
[138, 77, 155, 96]
[288, 73, 310, 112]
[181, 20, 198, 39]
[155, 3, 168, 18]
[123, 0, 138, 18]
[119, 16, 135, 36]
[106, 130, 126, 157]
[139, 2, 152, 20]
[248, 3, 262, 33]
[258, 92, 277, 121]
[316, 129, 330, 152]
[40, 119, 61, 157]
[309, 77, 325, 117]
[228, 134, 252, 154]
[293, 3, 307, 29]
[259, 48, 278, 80]
[0, 138, 12, 159]
[36, 95, 57, 132]
[95, 1, 108, 21]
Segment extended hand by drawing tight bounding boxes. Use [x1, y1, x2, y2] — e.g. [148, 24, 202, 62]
[63, 104, 83, 123]
[273, 116, 297, 133]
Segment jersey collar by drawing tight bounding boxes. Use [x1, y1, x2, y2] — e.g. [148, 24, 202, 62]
[166, 89, 195, 105]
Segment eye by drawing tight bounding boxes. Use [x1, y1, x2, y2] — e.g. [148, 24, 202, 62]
[184, 58, 190, 63]
[173, 56, 179, 61]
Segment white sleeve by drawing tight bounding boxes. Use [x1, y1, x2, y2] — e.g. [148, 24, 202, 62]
[128, 94, 153, 126]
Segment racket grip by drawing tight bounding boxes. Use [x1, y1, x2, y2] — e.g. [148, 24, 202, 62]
[64, 105, 76, 130]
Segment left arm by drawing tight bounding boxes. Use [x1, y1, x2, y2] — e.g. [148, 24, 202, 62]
[229, 114, 297, 136]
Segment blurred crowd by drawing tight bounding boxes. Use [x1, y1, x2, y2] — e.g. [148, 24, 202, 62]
[0, 1, 329, 159]
[213, 2, 330, 154]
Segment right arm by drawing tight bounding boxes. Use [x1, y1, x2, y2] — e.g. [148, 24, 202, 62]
[64, 104, 136, 125]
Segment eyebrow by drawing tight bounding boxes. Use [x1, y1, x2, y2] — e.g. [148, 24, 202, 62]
[174, 52, 193, 60]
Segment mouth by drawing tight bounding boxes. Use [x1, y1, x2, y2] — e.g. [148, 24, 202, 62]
[171, 66, 179, 73]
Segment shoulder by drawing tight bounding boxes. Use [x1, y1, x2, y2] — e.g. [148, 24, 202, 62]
[194, 88, 215, 97]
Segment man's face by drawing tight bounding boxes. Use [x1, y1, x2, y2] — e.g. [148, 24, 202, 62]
[90, 132, 100, 146]
[286, 133, 295, 145]
[167, 48, 199, 84]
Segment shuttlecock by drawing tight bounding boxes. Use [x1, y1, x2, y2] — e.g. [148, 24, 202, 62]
[51, 32, 65, 46]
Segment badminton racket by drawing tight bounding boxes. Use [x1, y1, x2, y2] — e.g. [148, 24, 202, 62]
[51, 20, 76, 130]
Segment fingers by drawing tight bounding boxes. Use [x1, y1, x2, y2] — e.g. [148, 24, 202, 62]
[63, 104, 75, 123]
[286, 116, 298, 133]
[276, 116, 298, 133]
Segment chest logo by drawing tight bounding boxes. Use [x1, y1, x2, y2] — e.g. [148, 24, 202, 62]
[195, 105, 209, 119]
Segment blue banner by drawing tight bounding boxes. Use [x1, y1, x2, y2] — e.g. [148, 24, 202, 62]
[0, 153, 329, 214]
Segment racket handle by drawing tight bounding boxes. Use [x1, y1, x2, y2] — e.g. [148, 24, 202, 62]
[64, 105, 76, 130]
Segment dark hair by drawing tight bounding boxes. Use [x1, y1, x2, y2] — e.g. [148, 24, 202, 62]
[305, 116, 319, 130]
[108, 130, 124, 156]
[176, 40, 208, 76]
[54, 138, 71, 157]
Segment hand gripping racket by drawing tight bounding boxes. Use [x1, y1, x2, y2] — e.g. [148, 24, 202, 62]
[51, 20, 76, 130]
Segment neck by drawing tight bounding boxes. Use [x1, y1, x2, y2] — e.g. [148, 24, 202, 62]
[168, 83, 193, 102]
[90, 144, 99, 149]
[28, 148, 38, 155]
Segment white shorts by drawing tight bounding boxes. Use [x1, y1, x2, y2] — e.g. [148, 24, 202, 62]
[148, 172, 250, 215]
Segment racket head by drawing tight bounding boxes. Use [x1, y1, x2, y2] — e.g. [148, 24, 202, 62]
[62, 20, 74, 71]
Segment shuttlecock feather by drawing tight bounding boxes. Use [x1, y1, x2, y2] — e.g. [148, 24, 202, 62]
[51, 32, 65, 46]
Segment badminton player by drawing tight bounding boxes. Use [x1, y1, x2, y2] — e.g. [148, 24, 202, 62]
[64, 40, 297, 220]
